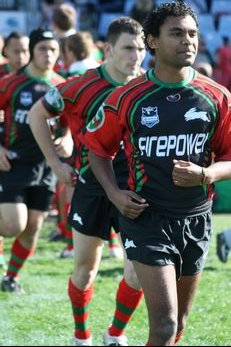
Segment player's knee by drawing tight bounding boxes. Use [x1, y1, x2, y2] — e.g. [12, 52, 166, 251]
[124, 270, 141, 290]
[75, 266, 96, 290]
[0, 220, 24, 237]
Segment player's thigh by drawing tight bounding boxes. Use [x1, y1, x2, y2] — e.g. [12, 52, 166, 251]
[0, 203, 28, 236]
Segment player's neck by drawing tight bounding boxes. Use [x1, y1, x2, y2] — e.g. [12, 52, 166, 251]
[153, 63, 191, 84]
[27, 62, 53, 79]
[105, 63, 135, 84]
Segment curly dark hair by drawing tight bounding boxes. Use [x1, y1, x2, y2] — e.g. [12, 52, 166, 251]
[143, 1, 199, 55]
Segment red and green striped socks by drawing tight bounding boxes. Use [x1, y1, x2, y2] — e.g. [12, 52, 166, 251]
[6, 238, 32, 278]
[108, 278, 143, 336]
[68, 277, 93, 340]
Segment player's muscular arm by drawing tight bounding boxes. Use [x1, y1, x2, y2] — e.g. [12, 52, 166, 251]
[28, 100, 75, 186]
[172, 160, 231, 187]
[88, 151, 149, 219]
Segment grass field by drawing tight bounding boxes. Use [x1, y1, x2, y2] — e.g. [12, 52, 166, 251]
[0, 214, 231, 346]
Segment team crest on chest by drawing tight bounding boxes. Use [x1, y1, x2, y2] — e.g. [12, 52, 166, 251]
[141, 106, 159, 128]
[20, 92, 33, 106]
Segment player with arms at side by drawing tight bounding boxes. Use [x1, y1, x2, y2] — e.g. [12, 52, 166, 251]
[0, 28, 69, 292]
[79, 2, 231, 346]
[29, 17, 146, 346]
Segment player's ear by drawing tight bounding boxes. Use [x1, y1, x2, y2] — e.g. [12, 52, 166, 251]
[147, 34, 158, 50]
[104, 42, 113, 59]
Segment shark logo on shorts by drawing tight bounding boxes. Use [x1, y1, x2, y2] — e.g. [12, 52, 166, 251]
[124, 238, 136, 250]
[73, 212, 83, 226]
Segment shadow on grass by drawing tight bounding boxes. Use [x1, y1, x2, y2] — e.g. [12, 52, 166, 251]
[98, 266, 123, 278]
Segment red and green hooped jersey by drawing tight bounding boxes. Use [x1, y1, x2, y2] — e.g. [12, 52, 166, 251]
[0, 67, 64, 163]
[42, 65, 129, 193]
[80, 68, 231, 216]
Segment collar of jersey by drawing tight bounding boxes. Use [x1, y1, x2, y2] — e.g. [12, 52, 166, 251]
[148, 67, 195, 88]
[100, 64, 125, 87]
[24, 66, 54, 83]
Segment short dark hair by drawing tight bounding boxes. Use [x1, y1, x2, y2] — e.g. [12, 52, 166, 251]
[106, 16, 144, 46]
[4, 31, 27, 47]
[143, 1, 199, 55]
[52, 3, 77, 31]
[3, 31, 28, 57]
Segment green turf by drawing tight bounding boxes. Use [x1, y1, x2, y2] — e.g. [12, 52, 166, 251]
[0, 214, 230, 346]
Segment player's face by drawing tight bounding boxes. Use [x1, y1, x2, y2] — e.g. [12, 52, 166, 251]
[4, 37, 30, 70]
[148, 15, 198, 69]
[108, 33, 146, 78]
[32, 40, 60, 71]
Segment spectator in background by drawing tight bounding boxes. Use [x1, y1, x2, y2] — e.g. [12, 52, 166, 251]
[0, 32, 30, 78]
[51, 3, 78, 38]
[40, 0, 67, 28]
[61, 32, 100, 77]
[194, 35, 214, 67]
[213, 37, 231, 90]
[130, 0, 156, 24]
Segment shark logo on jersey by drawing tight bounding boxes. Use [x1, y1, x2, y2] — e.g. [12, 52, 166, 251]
[184, 108, 210, 122]
[73, 212, 83, 225]
[166, 93, 181, 102]
[44, 88, 64, 112]
[141, 106, 159, 128]
[20, 92, 32, 106]
[86, 105, 105, 132]
[124, 238, 137, 250]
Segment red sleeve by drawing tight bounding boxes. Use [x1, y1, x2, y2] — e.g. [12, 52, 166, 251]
[0, 74, 12, 109]
[211, 91, 231, 161]
[78, 100, 123, 159]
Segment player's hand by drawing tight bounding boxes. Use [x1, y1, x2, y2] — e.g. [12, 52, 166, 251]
[172, 159, 203, 187]
[52, 162, 77, 187]
[54, 135, 74, 159]
[0, 146, 11, 171]
[109, 189, 149, 219]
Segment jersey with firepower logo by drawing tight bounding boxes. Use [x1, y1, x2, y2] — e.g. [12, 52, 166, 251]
[80, 68, 231, 216]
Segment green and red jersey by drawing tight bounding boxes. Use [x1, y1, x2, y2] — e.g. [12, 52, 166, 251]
[42, 65, 129, 193]
[0, 66, 64, 163]
[80, 68, 231, 216]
